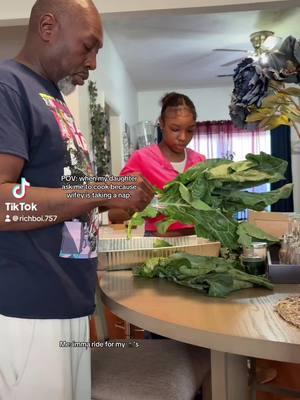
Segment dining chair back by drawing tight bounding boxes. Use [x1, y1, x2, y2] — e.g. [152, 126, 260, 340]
[91, 283, 212, 400]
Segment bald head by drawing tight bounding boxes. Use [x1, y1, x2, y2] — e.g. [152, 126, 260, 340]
[29, 0, 98, 33]
[16, 0, 103, 84]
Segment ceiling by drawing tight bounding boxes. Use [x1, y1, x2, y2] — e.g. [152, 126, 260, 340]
[102, 6, 300, 91]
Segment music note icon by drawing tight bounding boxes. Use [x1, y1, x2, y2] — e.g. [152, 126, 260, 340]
[12, 177, 31, 199]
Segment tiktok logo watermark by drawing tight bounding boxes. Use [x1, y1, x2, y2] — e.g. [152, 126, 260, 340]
[12, 177, 30, 199]
[4, 178, 36, 223]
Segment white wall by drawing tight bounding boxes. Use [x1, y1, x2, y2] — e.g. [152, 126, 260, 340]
[76, 30, 139, 175]
[291, 127, 300, 212]
[138, 86, 232, 123]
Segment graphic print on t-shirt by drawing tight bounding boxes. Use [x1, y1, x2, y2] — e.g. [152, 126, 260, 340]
[40, 93, 98, 259]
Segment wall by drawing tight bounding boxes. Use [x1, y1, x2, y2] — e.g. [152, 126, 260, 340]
[77, 30, 139, 175]
[291, 127, 300, 212]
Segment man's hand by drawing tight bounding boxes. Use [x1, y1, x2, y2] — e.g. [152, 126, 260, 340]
[107, 173, 154, 213]
[0, 153, 153, 232]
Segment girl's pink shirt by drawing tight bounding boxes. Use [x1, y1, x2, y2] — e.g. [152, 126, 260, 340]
[120, 144, 206, 232]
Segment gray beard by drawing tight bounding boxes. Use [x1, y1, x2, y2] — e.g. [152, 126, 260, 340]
[57, 76, 76, 96]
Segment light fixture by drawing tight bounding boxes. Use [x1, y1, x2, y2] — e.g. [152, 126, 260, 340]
[250, 31, 274, 55]
[249, 31, 280, 65]
[259, 53, 269, 65]
[261, 36, 282, 52]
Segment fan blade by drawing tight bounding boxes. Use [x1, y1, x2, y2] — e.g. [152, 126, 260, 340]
[213, 49, 248, 52]
[217, 74, 234, 77]
[221, 57, 244, 67]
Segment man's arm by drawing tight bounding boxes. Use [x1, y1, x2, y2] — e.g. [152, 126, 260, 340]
[108, 209, 132, 224]
[0, 154, 153, 231]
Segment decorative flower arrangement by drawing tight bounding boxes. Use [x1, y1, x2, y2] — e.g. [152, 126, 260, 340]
[229, 36, 300, 137]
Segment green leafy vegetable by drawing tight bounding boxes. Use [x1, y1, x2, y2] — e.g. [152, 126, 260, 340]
[133, 252, 273, 297]
[237, 222, 278, 247]
[127, 207, 158, 238]
[153, 239, 173, 248]
[127, 152, 293, 250]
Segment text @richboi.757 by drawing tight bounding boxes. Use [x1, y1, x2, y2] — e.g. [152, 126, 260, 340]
[59, 340, 140, 349]
[61, 175, 138, 200]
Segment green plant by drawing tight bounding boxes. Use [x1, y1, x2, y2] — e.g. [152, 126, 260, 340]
[127, 153, 293, 250]
[133, 252, 273, 297]
[88, 81, 111, 175]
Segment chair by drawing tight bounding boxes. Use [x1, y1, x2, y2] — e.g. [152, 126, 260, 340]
[91, 284, 212, 400]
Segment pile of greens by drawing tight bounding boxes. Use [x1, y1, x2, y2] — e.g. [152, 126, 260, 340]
[134, 252, 273, 297]
[153, 239, 173, 248]
[128, 152, 293, 251]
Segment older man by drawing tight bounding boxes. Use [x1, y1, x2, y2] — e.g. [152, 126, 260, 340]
[0, 1, 153, 399]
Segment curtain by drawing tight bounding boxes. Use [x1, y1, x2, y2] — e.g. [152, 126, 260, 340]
[270, 125, 294, 212]
[189, 120, 270, 160]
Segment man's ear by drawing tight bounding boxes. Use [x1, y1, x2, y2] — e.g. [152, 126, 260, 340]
[39, 13, 58, 42]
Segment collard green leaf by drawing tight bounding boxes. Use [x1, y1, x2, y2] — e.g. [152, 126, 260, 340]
[205, 273, 234, 297]
[127, 153, 292, 251]
[156, 219, 177, 234]
[178, 182, 211, 210]
[190, 175, 209, 199]
[217, 183, 293, 212]
[245, 152, 287, 183]
[134, 252, 273, 297]
[205, 156, 278, 184]
[237, 221, 278, 247]
[127, 206, 158, 238]
[176, 158, 231, 185]
[190, 199, 212, 211]
[179, 183, 192, 203]
[183, 209, 239, 249]
[153, 239, 173, 248]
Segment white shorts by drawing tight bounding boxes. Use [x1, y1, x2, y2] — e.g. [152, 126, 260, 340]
[0, 314, 91, 400]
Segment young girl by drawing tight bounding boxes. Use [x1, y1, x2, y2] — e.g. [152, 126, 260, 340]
[109, 92, 205, 236]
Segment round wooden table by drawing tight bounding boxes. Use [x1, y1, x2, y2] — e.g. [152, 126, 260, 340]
[99, 270, 300, 400]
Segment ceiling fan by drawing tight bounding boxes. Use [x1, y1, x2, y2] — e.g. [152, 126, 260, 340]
[214, 30, 274, 77]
